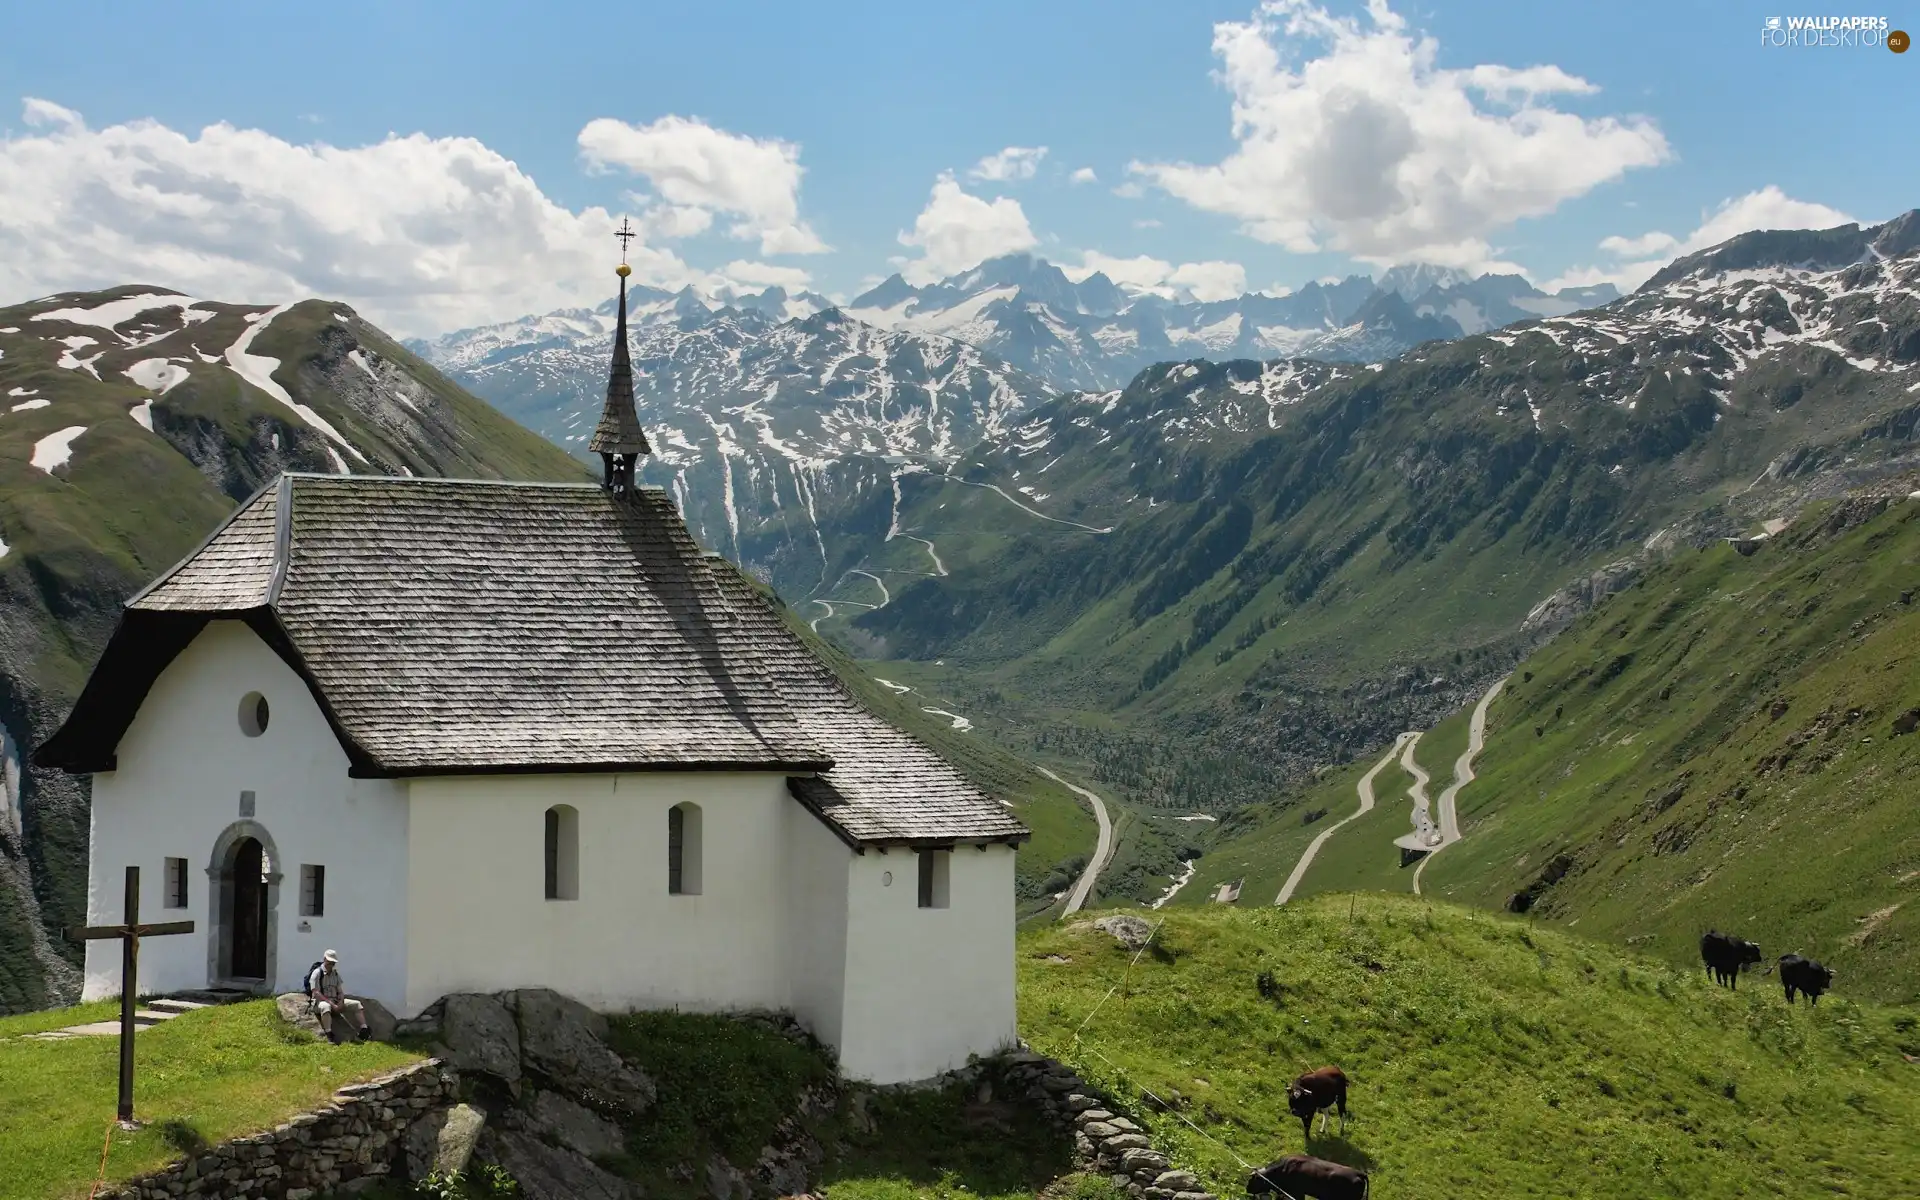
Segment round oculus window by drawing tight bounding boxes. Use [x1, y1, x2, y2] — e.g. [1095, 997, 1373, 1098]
[882, 871, 893, 887]
[239, 692, 270, 737]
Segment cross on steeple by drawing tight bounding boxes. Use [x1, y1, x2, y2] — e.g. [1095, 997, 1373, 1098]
[589, 218, 653, 495]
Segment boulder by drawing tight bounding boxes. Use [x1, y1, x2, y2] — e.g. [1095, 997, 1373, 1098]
[277, 994, 323, 1040]
[1122, 1148, 1170, 1176]
[529, 1090, 626, 1159]
[1093, 915, 1153, 950]
[273, 994, 393, 1043]
[442, 994, 522, 1087]
[404, 1104, 487, 1182]
[1155, 1171, 1202, 1192]
[487, 1130, 636, 1200]
[706, 1154, 752, 1200]
[513, 989, 655, 1114]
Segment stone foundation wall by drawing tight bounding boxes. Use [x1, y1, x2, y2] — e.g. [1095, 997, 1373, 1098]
[1000, 1049, 1221, 1200]
[99, 1060, 458, 1200]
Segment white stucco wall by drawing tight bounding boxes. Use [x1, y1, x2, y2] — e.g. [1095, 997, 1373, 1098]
[836, 844, 1018, 1083]
[404, 772, 800, 1017]
[83, 619, 409, 1007]
[782, 804, 851, 1053]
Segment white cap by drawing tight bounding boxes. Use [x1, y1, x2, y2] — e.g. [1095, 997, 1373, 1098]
[322, 949, 339, 963]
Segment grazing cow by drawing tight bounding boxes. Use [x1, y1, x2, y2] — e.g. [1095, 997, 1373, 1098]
[1778, 954, 1834, 1005]
[1700, 930, 1762, 988]
[1287, 1067, 1350, 1143]
[1247, 1154, 1369, 1200]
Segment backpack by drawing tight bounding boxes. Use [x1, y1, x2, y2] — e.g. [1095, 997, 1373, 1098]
[305, 961, 329, 1004]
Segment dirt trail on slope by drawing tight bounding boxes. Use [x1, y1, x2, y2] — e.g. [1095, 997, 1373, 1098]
[1412, 676, 1510, 896]
[1041, 767, 1115, 916]
[1276, 732, 1420, 905]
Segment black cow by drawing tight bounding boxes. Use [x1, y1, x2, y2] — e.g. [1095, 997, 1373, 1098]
[1700, 930, 1762, 988]
[1287, 1066, 1350, 1142]
[1247, 1155, 1369, 1200]
[1779, 954, 1834, 1005]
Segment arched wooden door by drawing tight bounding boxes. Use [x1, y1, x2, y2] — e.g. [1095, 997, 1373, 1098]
[228, 837, 269, 980]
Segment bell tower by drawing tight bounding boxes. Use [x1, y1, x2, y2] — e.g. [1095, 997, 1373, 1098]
[589, 217, 652, 496]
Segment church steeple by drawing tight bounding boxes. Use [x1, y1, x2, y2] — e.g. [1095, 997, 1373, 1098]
[589, 217, 652, 496]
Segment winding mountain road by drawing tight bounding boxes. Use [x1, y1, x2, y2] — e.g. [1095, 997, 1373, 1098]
[1412, 676, 1510, 895]
[1041, 766, 1115, 915]
[1276, 731, 1420, 905]
[1391, 734, 1438, 852]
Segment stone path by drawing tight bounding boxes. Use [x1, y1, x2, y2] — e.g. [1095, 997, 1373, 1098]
[1412, 675, 1510, 896]
[21, 997, 213, 1040]
[1276, 731, 1420, 905]
[1043, 766, 1115, 916]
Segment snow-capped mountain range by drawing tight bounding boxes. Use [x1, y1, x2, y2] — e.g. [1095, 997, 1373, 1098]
[841, 255, 1619, 390]
[410, 283, 1055, 570]
[412, 215, 1919, 603]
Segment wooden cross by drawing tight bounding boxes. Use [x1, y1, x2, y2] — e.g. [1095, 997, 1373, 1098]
[66, 866, 195, 1126]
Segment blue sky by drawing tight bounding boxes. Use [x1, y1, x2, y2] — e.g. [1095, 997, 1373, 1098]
[0, 0, 1913, 333]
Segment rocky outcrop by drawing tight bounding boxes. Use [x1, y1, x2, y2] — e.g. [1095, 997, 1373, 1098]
[511, 989, 656, 1114]
[1000, 1049, 1219, 1200]
[484, 1129, 637, 1200]
[96, 1060, 458, 1200]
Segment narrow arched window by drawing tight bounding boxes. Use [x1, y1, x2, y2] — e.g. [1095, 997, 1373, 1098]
[544, 805, 578, 901]
[668, 802, 702, 895]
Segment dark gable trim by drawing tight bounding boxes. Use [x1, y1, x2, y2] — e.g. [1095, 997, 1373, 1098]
[33, 608, 382, 777]
[34, 611, 212, 772]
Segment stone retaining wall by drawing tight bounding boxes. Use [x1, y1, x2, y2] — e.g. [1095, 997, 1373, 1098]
[999, 1049, 1220, 1200]
[99, 1059, 458, 1200]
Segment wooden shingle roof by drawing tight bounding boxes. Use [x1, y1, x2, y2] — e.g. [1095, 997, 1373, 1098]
[702, 559, 1028, 847]
[47, 475, 825, 777]
[39, 473, 1029, 847]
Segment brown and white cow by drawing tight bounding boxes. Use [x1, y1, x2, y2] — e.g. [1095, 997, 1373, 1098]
[1287, 1066, 1350, 1143]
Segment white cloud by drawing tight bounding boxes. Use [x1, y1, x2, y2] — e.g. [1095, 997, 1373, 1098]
[1062, 252, 1249, 302]
[1132, 218, 1163, 230]
[895, 174, 1039, 285]
[21, 97, 82, 131]
[643, 203, 715, 240]
[969, 145, 1049, 183]
[1070, 166, 1099, 185]
[0, 99, 699, 337]
[1129, 0, 1671, 270]
[1547, 187, 1855, 292]
[713, 260, 814, 293]
[578, 114, 828, 255]
[1112, 181, 1145, 199]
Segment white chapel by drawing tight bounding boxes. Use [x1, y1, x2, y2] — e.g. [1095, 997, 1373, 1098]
[35, 263, 1030, 1085]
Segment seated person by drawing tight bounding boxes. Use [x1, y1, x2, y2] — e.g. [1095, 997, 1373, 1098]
[307, 949, 371, 1042]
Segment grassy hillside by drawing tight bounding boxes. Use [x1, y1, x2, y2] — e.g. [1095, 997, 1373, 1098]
[0, 1000, 420, 1200]
[1020, 899, 1920, 1200]
[1417, 494, 1920, 1001]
